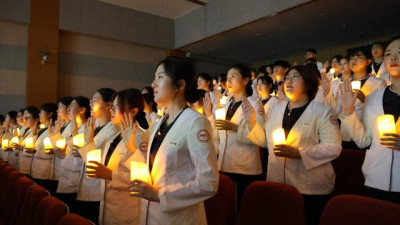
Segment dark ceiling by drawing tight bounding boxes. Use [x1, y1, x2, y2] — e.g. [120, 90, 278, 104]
[179, 0, 400, 65]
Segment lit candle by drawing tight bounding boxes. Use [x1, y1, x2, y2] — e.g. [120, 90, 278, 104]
[39, 123, 46, 129]
[217, 86, 222, 90]
[130, 161, 149, 183]
[44, 137, 53, 150]
[272, 128, 286, 145]
[157, 109, 163, 117]
[215, 108, 226, 120]
[330, 68, 335, 74]
[2, 139, 9, 149]
[351, 81, 361, 91]
[377, 115, 397, 140]
[86, 149, 101, 177]
[220, 96, 228, 105]
[25, 137, 34, 149]
[11, 136, 19, 145]
[73, 133, 85, 148]
[55, 138, 66, 149]
[16, 128, 20, 136]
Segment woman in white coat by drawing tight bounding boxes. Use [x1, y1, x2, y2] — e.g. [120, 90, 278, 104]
[128, 56, 218, 225]
[56, 96, 90, 211]
[3, 111, 18, 167]
[243, 65, 342, 225]
[215, 64, 265, 207]
[74, 88, 117, 224]
[18, 107, 40, 176]
[371, 41, 390, 83]
[30, 103, 58, 194]
[340, 36, 400, 204]
[85, 88, 149, 225]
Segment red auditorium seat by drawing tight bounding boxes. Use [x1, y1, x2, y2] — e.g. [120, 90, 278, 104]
[57, 214, 94, 225]
[0, 176, 34, 225]
[237, 181, 306, 225]
[31, 196, 68, 225]
[0, 165, 14, 196]
[0, 170, 23, 212]
[332, 149, 366, 195]
[320, 195, 400, 225]
[14, 185, 49, 225]
[205, 174, 236, 225]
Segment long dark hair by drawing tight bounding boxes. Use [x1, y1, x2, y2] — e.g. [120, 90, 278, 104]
[40, 103, 58, 121]
[73, 96, 90, 119]
[97, 88, 116, 103]
[229, 64, 253, 96]
[114, 89, 149, 130]
[143, 92, 158, 113]
[257, 75, 274, 94]
[157, 56, 197, 103]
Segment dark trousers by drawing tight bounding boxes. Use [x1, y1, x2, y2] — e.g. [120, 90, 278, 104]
[31, 178, 58, 196]
[365, 186, 400, 204]
[342, 141, 369, 151]
[302, 194, 332, 225]
[220, 171, 262, 211]
[74, 200, 100, 224]
[260, 147, 269, 180]
[55, 192, 77, 212]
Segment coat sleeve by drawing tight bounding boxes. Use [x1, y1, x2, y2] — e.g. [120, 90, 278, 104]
[236, 100, 266, 145]
[158, 116, 219, 213]
[298, 107, 342, 170]
[341, 97, 373, 149]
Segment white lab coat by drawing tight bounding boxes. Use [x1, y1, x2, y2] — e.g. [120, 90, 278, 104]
[7, 127, 24, 168]
[341, 87, 400, 192]
[18, 129, 38, 175]
[77, 122, 119, 202]
[246, 101, 342, 194]
[140, 108, 218, 225]
[98, 126, 148, 225]
[262, 96, 279, 116]
[216, 96, 265, 175]
[31, 127, 54, 179]
[56, 125, 85, 193]
[371, 62, 390, 84]
[48, 122, 72, 181]
[146, 112, 161, 131]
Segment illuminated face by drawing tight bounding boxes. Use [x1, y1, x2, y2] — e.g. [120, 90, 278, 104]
[226, 68, 249, 94]
[273, 66, 286, 77]
[384, 39, 400, 78]
[331, 58, 340, 71]
[57, 102, 69, 120]
[350, 52, 370, 73]
[110, 97, 123, 125]
[39, 110, 51, 124]
[284, 69, 306, 101]
[306, 51, 316, 60]
[257, 79, 272, 98]
[16, 112, 24, 126]
[90, 92, 108, 118]
[339, 58, 351, 75]
[266, 66, 273, 75]
[68, 100, 82, 120]
[197, 77, 210, 91]
[152, 64, 177, 105]
[23, 110, 36, 128]
[372, 44, 384, 59]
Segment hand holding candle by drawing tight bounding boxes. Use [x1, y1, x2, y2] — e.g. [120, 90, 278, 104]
[86, 149, 101, 178]
[2, 139, 9, 149]
[55, 138, 66, 149]
[272, 128, 286, 145]
[73, 133, 85, 148]
[25, 137, 34, 149]
[130, 161, 150, 183]
[215, 108, 226, 120]
[378, 115, 400, 149]
[351, 81, 361, 91]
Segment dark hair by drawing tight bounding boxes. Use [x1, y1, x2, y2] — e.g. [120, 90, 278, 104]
[273, 60, 291, 69]
[305, 63, 321, 79]
[257, 65, 268, 76]
[157, 56, 197, 104]
[385, 36, 400, 52]
[40, 103, 58, 122]
[229, 64, 253, 96]
[19, 108, 25, 114]
[0, 115, 4, 124]
[306, 48, 317, 54]
[97, 88, 116, 103]
[57, 96, 73, 107]
[330, 55, 343, 64]
[219, 73, 227, 83]
[114, 89, 149, 130]
[141, 86, 154, 94]
[25, 106, 40, 119]
[7, 111, 18, 121]
[197, 73, 213, 91]
[193, 89, 208, 106]
[305, 58, 317, 64]
[371, 41, 385, 49]
[285, 65, 319, 100]
[73, 96, 91, 119]
[143, 92, 158, 113]
[257, 75, 274, 94]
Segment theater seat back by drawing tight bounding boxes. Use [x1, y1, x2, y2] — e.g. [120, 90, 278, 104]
[32, 196, 68, 225]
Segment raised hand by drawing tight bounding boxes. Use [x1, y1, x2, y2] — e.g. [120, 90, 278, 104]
[203, 92, 213, 117]
[120, 113, 138, 153]
[242, 98, 256, 128]
[321, 72, 332, 97]
[31, 120, 39, 136]
[84, 117, 96, 144]
[339, 80, 358, 116]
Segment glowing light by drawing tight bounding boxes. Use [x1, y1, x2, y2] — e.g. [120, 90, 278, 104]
[2, 139, 9, 149]
[351, 81, 361, 91]
[377, 115, 397, 140]
[55, 138, 66, 149]
[220, 96, 229, 105]
[73, 133, 85, 148]
[25, 137, 34, 149]
[215, 108, 226, 120]
[130, 161, 150, 183]
[86, 149, 101, 178]
[44, 137, 53, 150]
[272, 128, 286, 145]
